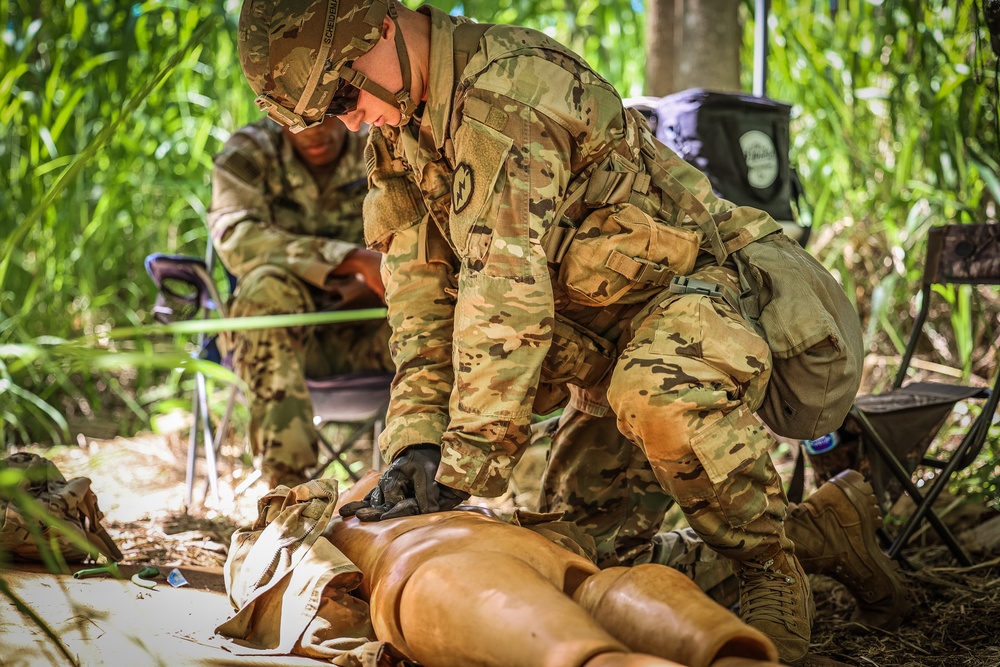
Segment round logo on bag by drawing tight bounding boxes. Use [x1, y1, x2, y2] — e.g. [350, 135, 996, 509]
[739, 130, 779, 190]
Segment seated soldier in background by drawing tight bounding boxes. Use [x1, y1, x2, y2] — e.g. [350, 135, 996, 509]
[208, 116, 392, 488]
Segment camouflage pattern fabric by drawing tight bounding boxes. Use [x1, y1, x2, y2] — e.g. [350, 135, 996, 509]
[606, 263, 792, 561]
[536, 406, 770, 603]
[209, 120, 392, 474]
[209, 120, 370, 285]
[227, 265, 392, 473]
[238, 0, 390, 124]
[650, 527, 738, 606]
[358, 7, 791, 563]
[536, 399, 672, 569]
[535, 404, 771, 606]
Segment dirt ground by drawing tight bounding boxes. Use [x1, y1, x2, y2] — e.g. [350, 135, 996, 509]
[8, 417, 1000, 667]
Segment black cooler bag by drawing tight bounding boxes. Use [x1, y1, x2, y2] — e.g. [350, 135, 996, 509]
[654, 89, 797, 226]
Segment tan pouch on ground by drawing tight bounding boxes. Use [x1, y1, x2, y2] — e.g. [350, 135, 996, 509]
[0, 452, 122, 564]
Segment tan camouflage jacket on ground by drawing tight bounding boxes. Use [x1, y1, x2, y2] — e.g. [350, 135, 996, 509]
[366, 6, 763, 497]
[208, 119, 369, 288]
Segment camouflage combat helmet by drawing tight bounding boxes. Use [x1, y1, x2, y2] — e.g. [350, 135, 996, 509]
[238, 0, 418, 132]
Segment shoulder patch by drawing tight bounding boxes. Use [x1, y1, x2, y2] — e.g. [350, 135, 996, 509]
[453, 163, 475, 214]
[214, 132, 270, 186]
[217, 150, 263, 185]
[213, 122, 282, 186]
[462, 96, 508, 133]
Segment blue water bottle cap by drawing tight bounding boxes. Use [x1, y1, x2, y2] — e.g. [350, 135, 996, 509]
[803, 431, 840, 455]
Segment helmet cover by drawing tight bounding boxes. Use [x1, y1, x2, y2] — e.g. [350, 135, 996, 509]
[238, 0, 387, 131]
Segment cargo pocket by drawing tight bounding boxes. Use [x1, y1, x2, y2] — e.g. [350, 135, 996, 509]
[689, 404, 769, 485]
[539, 314, 617, 387]
[559, 203, 701, 307]
[689, 404, 772, 528]
[451, 117, 514, 262]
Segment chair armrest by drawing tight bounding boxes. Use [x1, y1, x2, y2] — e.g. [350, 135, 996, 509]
[144, 253, 224, 323]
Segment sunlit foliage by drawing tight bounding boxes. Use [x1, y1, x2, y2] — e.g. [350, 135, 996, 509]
[0, 0, 996, 504]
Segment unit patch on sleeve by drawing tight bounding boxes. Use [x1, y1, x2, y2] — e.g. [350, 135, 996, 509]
[453, 162, 475, 214]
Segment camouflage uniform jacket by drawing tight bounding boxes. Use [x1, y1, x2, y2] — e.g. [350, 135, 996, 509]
[365, 6, 769, 497]
[208, 119, 369, 287]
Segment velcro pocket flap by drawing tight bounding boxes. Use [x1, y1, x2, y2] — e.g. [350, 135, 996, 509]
[363, 129, 426, 251]
[451, 115, 514, 260]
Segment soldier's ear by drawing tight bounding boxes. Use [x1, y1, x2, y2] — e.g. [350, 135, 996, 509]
[380, 15, 394, 41]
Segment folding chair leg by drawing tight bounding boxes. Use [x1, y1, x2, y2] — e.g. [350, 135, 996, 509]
[852, 410, 972, 566]
[185, 389, 200, 509]
[195, 371, 221, 506]
[888, 418, 991, 567]
[312, 415, 381, 483]
[213, 384, 240, 455]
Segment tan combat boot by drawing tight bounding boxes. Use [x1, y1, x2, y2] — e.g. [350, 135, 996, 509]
[734, 547, 814, 665]
[785, 469, 908, 630]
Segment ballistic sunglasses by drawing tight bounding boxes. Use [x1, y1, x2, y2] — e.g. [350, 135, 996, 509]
[255, 72, 361, 133]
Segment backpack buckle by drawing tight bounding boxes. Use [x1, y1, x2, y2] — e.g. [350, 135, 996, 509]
[669, 275, 724, 298]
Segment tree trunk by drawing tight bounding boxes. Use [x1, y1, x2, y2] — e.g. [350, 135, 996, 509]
[674, 0, 743, 93]
[645, 0, 675, 96]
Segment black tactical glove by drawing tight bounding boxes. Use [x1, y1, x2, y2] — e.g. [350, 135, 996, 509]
[339, 444, 470, 521]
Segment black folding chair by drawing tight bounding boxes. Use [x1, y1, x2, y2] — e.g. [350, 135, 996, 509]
[145, 247, 391, 508]
[845, 223, 1000, 566]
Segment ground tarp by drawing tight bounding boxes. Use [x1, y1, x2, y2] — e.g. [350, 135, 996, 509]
[0, 566, 332, 667]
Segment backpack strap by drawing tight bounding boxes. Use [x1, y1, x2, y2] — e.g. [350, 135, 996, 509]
[631, 109, 781, 264]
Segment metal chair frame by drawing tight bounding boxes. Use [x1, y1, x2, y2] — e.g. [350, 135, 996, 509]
[847, 223, 1000, 566]
[145, 246, 390, 508]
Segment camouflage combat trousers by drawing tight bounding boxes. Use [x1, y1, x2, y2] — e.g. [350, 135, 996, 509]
[537, 398, 672, 568]
[537, 405, 740, 597]
[541, 264, 792, 569]
[225, 265, 393, 475]
[537, 408, 736, 598]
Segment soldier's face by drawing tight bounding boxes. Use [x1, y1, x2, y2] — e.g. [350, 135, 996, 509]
[335, 17, 406, 132]
[283, 115, 349, 168]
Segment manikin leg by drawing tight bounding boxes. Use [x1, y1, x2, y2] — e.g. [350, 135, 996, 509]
[398, 551, 685, 667]
[331, 472, 783, 667]
[573, 564, 778, 667]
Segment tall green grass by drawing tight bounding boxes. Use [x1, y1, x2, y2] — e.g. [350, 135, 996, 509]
[1, 0, 260, 445]
[761, 0, 999, 503]
[763, 0, 998, 346]
[0, 0, 996, 505]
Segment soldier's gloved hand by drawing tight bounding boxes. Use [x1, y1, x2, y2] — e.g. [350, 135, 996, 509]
[339, 444, 470, 521]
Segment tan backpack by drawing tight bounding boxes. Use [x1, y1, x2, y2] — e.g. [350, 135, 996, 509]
[0, 452, 122, 564]
[550, 111, 863, 440]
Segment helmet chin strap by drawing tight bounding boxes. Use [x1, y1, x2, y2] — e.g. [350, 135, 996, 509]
[338, 3, 417, 125]
[388, 4, 418, 124]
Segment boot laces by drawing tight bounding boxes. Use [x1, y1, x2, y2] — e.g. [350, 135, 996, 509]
[738, 558, 800, 627]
